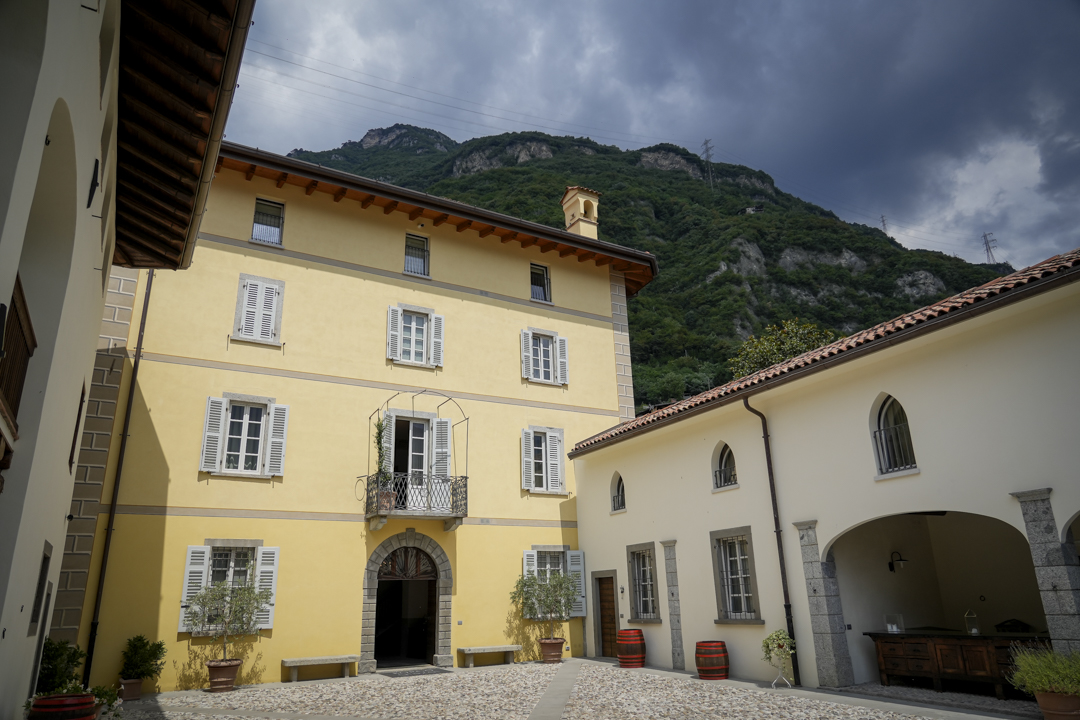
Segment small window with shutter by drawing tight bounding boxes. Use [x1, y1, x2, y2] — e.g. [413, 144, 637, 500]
[199, 394, 289, 477]
[521, 328, 569, 386]
[521, 426, 564, 494]
[387, 304, 444, 368]
[232, 274, 285, 346]
[251, 199, 284, 246]
[179, 543, 279, 632]
[522, 549, 586, 619]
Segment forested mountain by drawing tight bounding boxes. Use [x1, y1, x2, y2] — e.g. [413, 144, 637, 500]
[288, 125, 1009, 408]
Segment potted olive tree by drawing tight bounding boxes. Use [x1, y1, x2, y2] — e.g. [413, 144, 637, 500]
[510, 571, 578, 663]
[184, 582, 272, 692]
[1009, 645, 1080, 719]
[119, 635, 167, 700]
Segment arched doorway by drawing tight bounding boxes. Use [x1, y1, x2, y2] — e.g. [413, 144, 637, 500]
[374, 547, 438, 667]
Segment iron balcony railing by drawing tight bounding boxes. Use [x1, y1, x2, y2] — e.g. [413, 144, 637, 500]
[872, 423, 917, 474]
[404, 243, 429, 276]
[713, 466, 737, 489]
[251, 211, 283, 245]
[362, 472, 467, 517]
[612, 492, 625, 511]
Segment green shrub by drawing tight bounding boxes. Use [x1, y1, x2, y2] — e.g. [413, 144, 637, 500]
[510, 571, 579, 640]
[184, 582, 272, 661]
[1009, 646, 1080, 696]
[35, 638, 86, 695]
[120, 635, 167, 680]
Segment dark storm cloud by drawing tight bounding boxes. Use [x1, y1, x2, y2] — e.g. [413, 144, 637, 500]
[227, 0, 1080, 267]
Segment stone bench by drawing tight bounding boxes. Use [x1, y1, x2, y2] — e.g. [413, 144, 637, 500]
[457, 645, 522, 668]
[281, 655, 361, 682]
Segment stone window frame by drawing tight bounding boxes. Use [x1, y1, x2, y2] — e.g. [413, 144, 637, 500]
[710, 526, 765, 625]
[625, 541, 661, 624]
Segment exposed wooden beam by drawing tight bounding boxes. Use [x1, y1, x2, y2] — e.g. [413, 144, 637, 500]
[214, 156, 223, 174]
[577, 252, 597, 263]
[383, 201, 399, 215]
[595, 255, 614, 266]
[539, 241, 558, 253]
[246, 164, 257, 181]
[409, 207, 424, 221]
[118, 141, 197, 187]
[501, 233, 518, 244]
[117, 179, 191, 222]
[115, 226, 180, 265]
[334, 187, 348, 203]
[456, 220, 473, 233]
[559, 247, 578, 258]
[113, 243, 133, 267]
[612, 261, 633, 271]
[361, 195, 376, 209]
[478, 226, 495, 238]
[305, 181, 319, 196]
[433, 214, 450, 226]
[520, 238, 537, 249]
[118, 161, 194, 206]
[274, 172, 287, 188]
[117, 196, 187, 239]
[116, 208, 184, 248]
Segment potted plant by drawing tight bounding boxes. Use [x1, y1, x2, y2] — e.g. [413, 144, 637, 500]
[184, 581, 272, 692]
[26, 678, 122, 720]
[118, 635, 167, 701]
[374, 417, 395, 512]
[510, 570, 578, 663]
[1009, 645, 1080, 719]
[762, 629, 796, 689]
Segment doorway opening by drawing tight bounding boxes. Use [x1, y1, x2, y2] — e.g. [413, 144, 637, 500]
[375, 547, 437, 667]
[596, 576, 617, 657]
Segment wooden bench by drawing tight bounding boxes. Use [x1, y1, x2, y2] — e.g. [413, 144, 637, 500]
[457, 645, 522, 668]
[281, 655, 361, 682]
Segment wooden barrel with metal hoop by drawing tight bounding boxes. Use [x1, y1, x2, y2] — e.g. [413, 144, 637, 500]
[28, 694, 97, 720]
[695, 640, 730, 679]
[617, 628, 646, 668]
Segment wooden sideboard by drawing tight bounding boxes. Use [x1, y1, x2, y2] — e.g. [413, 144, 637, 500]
[865, 630, 1046, 699]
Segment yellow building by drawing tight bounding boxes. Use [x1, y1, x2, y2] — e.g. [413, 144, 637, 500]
[74, 143, 656, 690]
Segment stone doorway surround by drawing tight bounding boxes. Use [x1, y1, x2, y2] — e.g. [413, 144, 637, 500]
[794, 519, 855, 687]
[361, 528, 453, 672]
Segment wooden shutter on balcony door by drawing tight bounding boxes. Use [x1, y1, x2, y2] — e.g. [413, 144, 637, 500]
[178, 545, 210, 632]
[199, 397, 227, 472]
[546, 431, 562, 494]
[386, 306, 402, 360]
[521, 429, 533, 490]
[382, 411, 395, 473]
[432, 418, 451, 477]
[567, 551, 586, 617]
[255, 546, 280, 629]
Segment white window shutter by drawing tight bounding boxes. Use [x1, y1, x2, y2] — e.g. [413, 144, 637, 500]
[557, 336, 570, 385]
[432, 418, 451, 477]
[258, 284, 278, 342]
[255, 546, 280, 629]
[199, 397, 227, 473]
[431, 314, 445, 367]
[520, 330, 532, 379]
[386, 306, 402, 360]
[546, 432, 562, 494]
[523, 550, 538, 579]
[178, 545, 210, 632]
[568, 550, 587, 617]
[381, 411, 395, 473]
[521, 429, 533, 490]
[265, 404, 289, 476]
[240, 280, 261, 338]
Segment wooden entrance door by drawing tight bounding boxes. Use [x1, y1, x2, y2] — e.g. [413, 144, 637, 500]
[597, 577, 617, 657]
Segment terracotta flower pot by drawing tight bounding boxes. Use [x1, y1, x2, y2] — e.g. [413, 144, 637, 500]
[538, 638, 564, 664]
[119, 678, 143, 701]
[27, 693, 97, 720]
[1035, 692, 1080, 720]
[205, 658, 243, 692]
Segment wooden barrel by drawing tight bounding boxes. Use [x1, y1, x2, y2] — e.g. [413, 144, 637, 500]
[696, 640, 729, 679]
[28, 694, 97, 720]
[616, 629, 646, 668]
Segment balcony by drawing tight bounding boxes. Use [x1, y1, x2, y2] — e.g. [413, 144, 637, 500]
[362, 472, 467, 531]
[0, 275, 36, 493]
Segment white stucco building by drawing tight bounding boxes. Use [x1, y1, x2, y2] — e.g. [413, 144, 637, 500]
[571, 249, 1080, 692]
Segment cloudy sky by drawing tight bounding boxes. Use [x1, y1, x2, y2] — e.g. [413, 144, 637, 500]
[226, 0, 1080, 268]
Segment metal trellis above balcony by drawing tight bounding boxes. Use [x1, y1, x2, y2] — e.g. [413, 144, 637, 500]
[362, 472, 467, 532]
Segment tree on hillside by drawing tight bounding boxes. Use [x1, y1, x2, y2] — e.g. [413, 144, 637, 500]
[728, 319, 838, 379]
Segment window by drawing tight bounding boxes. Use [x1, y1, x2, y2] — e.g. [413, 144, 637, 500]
[523, 549, 586, 617]
[27, 542, 52, 637]
[627, 544, 658, 621]
[521, 426, 564, 493]
[714, 445, 737, 489]
[251, 199, 284, 246]
[612, 475, 625, 511]
[405, 234, 429, 276]
[379, 411, 453, 511]
[200, 395, 289, 476]
[179, 544, 279, 632]
[530, 264, 551, 302]
[233, 275, 284, 345]
[387, 305, 444, 367]
[520, 329, 569, 385]
[710, 527, 760, 623]
[873, 395, 917, 474]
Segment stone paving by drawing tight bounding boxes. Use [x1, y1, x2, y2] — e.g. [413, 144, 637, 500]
[120, 660, 1035, 720]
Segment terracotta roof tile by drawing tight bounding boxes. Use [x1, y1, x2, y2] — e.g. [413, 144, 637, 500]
[572, 247, 1080, 456]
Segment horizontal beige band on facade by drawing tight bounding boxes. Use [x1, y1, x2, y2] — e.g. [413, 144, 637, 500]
[138, 351, 621, 417]
[99, 504, 576, 527]
[199, 232, 615, 325]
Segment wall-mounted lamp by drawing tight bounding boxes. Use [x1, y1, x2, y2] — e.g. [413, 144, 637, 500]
[888, 551, 908, 573]
[619, 586, 625, 595]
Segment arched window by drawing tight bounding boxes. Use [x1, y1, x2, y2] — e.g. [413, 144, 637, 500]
[612, 475, 625, 511]
[715, 445, 737, 489]
[873, 395, 917, 474]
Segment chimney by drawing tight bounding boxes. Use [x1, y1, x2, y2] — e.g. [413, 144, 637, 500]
[561, 186, 601, 239]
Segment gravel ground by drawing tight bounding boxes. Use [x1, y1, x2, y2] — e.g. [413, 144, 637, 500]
[836, 682, 1039, 719]
[153, 663, 559, 720]
[123, 712, 250, 720]
[563, 664, 940, 720]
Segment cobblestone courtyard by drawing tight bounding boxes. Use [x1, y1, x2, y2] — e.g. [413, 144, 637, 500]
[122, 660, 1034, 720]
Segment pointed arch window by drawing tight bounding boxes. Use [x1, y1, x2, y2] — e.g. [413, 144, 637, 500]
[873, 395, 917, 474]
[612, 475, 625, 511]
[715, 445, 737, 489]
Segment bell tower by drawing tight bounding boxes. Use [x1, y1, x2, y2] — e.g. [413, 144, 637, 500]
[561, 186, 601, 239]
